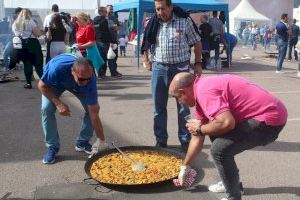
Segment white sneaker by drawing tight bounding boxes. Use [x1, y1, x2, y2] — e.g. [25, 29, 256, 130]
[208, 181, 244, 194]
[275, 70, 285, 74]
[297, 71, 300, 77]
[220, 198, 228, 200]
[208, 181, 226, 193]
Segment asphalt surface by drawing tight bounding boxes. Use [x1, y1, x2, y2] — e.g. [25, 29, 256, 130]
[0, 45, 299, 200]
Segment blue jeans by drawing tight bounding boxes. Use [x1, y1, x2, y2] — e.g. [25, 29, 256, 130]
[226, 42, 236, 65]
[151, 61, 191, 145]
[276, 38, 288, 71]
[210, 119, 285, 200]
[41, 89, 94, 151]
[3, 40, 12, 69]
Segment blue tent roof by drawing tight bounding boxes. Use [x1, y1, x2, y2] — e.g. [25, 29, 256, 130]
[113, 0, 229, 69]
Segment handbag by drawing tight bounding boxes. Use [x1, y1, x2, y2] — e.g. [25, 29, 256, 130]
[107, 46, 116, 59]
[12, 32, 32, 49]
[12, 36, 23, 49]
[87, 44, 104, 71]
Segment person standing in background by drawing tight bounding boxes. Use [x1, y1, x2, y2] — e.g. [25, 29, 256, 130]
[199, 14, 212, 69]
[141, 0, 202, 150]
[46, 14, 68, 59]
[93, 7, 116, 78]
[209, 11, 224, 67]
[43, 4, 59, 64]
[275, 13, 289, 73]
[287, 19, 299, 61]
[118, 35, 127, 56]
[12, 8, 43, 89]
[106, 5, 122, 78]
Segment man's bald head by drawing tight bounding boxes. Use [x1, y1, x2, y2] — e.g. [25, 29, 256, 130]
[169, 72, 195, 97]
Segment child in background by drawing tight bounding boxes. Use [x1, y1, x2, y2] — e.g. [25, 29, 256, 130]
[118, 35, 127, 56]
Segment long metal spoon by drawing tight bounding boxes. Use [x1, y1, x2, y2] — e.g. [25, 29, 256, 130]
[111, 143, 145, 172]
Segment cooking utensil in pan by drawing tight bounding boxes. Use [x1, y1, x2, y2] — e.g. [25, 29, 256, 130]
[111, 142, 145, 171]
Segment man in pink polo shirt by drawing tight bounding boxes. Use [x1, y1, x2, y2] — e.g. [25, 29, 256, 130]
[169, 72, 287, 200]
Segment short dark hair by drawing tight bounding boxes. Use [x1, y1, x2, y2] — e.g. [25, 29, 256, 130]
[213, 11, 218, 17]
[73, 58, 93, 70]
[154, 0, 172, 6]
[52, 4, 59, 12]
[281, 13, 288, 20]
[15, 7, 22, 15]
[98, 6, 107, 15]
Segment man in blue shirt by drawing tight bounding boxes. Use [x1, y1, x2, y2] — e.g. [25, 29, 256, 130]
[275, 13, 289, 73]
[38, 54, 106, 164]
[222, 32, 237, 66]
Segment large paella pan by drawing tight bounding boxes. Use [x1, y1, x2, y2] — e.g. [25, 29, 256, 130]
[85, 146, 185, 187]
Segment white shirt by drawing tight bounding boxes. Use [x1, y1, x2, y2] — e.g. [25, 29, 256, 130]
[118, 37, 127, 47]
[12, 19, 37, 38]
[43, 12, 59, 28]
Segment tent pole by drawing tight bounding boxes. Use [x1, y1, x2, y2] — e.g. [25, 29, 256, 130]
[136, 1, 141, 71]
[225, 7, 229, 33]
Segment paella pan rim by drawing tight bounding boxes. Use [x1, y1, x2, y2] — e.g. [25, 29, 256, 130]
[84, 146, 185, 187]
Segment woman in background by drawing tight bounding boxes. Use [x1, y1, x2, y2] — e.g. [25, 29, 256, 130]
[46, 13, 68, 59]
[73, 12, 103, 73]
[12, 8, 43, 89]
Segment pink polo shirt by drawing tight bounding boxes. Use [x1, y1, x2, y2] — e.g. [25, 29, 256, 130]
[193, 75, 287, 126]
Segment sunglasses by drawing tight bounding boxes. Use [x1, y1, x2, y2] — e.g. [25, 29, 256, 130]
[77, 77, 91, 82]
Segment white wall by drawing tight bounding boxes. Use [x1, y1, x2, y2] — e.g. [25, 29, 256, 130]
[4, 0, 97, 11]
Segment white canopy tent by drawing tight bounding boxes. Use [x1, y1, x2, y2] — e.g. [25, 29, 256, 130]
[229, 0, 271, 35]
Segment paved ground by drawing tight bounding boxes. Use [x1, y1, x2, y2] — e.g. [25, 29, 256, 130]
[0, 44, 300, 200]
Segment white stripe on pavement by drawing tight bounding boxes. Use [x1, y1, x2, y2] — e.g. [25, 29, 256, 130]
[287, 118, 300, 121]
[270, 91, 300, 94]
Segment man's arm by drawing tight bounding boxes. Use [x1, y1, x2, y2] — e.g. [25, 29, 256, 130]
[193, 41, 203, 76]
[187, 111, 235, 137]
[38, 80, 71, 116]
[88, 104, 105, 141]
[142, 51, 152, 71]
[182, 134, 205, 166]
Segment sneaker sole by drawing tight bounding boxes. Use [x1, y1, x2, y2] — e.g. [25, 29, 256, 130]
[75, 146, 92, 155]
[42, 158, 55, 164]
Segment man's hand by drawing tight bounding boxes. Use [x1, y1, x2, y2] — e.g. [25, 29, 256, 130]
[178, 165, 191, 185]
[56, 102, 71, 116]
[143, 61, 152, 71]
[194, 62, 203, 76]
[186, 120, 202, 136]
[91, 138, 109, 154]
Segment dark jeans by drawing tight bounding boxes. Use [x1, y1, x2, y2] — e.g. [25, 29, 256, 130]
[288, 38, 298, 60]
[276, 38, 288, 71]
[107, 46, 119, 76]
[210, 119, 285, 200]
[120, 46, 126, 56]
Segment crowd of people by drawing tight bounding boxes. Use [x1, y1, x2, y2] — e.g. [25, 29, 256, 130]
[0, 4, 125, 84]
[0, 1, 291, 200]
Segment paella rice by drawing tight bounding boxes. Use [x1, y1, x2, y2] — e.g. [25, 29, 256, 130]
[90, 150, 182, 185]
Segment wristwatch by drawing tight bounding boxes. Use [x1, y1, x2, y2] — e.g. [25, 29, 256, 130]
[196, 124, 204, 136]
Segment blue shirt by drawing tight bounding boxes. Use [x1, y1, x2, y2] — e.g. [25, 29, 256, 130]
[41, 54, 98, 105]
[224, 33, 237, 45]
[276, 21, 288, 42]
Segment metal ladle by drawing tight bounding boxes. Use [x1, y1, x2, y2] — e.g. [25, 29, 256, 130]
[111, 143, 145, 172]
